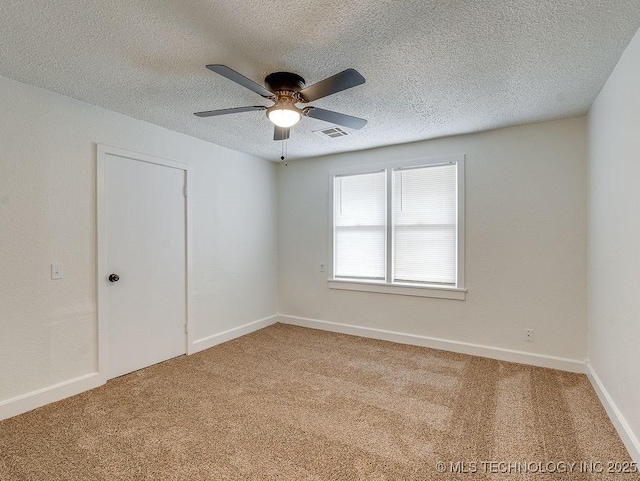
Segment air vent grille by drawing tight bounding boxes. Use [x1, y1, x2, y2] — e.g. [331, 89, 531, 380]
[313, 127, 350, 139]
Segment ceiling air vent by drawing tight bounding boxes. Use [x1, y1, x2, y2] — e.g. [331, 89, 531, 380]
[313, 127, 350, 139]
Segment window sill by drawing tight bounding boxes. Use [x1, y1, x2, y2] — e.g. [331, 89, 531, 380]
[327, 279, 466, 300]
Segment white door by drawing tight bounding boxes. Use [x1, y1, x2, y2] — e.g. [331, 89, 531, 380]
[104, 153, 186, 379]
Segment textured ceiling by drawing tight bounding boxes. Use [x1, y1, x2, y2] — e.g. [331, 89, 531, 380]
[0, 1, 639, 161]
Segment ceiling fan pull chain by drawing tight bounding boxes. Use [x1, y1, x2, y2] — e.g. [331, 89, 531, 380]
[285, 140, 289, 166]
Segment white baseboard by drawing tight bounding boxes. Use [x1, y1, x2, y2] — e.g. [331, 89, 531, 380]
[0, 315, 278, 422]
[586, 362, 640, 462]
[0, 372, 105, 422]
[278, 314, 585, 373]
[189, 314, 278, 354]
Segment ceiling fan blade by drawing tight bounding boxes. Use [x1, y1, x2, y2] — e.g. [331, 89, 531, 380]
[274, 126, 290, 141]
[206, 64, 274, 98]
[299, 69, 365, 102]
[304, 107, 367, 129]
[194, 106, 266, 117]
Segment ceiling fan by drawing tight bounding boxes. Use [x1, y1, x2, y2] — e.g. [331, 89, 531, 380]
[194, 65, 367, 140]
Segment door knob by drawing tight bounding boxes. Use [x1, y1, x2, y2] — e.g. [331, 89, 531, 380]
[108, 273, 120, 283]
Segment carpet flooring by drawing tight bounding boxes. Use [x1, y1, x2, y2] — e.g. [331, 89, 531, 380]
[0, 324, 636, 480]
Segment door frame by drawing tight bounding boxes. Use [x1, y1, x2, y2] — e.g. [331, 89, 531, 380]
[96, 144, 193, 379]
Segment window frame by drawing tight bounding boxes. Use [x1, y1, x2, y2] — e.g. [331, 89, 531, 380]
[328, 154, 466, 300]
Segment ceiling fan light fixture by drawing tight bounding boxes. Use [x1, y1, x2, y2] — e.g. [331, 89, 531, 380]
[267, 106, 301, 128]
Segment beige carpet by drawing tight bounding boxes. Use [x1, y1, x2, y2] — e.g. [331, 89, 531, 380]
[0, 324, 636, 480]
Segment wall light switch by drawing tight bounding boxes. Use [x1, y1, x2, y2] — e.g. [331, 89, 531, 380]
[51, 263, 63, 280]
[320, 263, 326, 273]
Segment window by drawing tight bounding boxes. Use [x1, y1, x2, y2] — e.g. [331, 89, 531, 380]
[334, 171, 386, 280]
[329, 154, 465, 300]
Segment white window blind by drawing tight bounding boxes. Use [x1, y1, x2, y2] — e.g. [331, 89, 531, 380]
[393, 164, 457, 285]
[334, 171, 386, 280]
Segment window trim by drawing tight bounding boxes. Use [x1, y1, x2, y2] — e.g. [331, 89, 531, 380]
[328, 153, 466, 300]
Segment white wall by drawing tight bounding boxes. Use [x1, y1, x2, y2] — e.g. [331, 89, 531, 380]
[278, 117, 587, 364]
[0, 75, 278, 407]
[588, 28, 640, 459]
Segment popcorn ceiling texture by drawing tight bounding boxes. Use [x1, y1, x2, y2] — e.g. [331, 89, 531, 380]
[0, 1, 638, 161]
[0, 324, 636, 480]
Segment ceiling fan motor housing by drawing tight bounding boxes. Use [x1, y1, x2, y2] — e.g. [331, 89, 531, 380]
[265, 72, 306, 127]
[264, 72, 306, 93]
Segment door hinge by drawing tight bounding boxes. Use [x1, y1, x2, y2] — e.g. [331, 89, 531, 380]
[183, 185, 188, 197]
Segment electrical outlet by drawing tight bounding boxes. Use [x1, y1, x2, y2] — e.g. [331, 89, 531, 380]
[51, 263, 63, 280]
[524, 328, 533, 342]
[319, 262, 326, 273]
